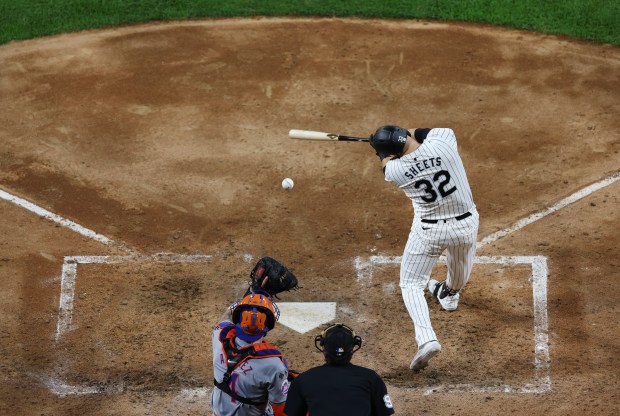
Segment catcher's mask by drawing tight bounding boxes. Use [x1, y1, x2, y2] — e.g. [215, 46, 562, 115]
[315, 323, 362, 365]
[369, 125, 410, 156]
[232, 291, 278, 342]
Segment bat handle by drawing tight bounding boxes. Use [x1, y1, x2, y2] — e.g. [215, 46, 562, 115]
[339, 135, 370, 142]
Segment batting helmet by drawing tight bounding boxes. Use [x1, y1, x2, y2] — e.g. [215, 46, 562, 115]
[314, 323, 362, 365]
[369, 125, 410, 156]
[232, 291, 279, 342]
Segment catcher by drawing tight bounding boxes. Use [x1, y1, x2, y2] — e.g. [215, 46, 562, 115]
[210, 256, 298, 416]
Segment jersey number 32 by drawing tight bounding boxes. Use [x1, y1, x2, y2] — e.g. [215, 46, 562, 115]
[414, 170, 456, 203]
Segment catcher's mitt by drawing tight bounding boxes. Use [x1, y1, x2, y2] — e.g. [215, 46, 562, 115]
[246, 256, 298, 298]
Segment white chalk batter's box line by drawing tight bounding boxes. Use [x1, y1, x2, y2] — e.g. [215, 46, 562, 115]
[47, 253, 245, 397]
[355, 254, 551, 395]
[55, 253, 256, 340]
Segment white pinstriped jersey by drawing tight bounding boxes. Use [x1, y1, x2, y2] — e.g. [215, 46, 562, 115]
[383, 128, 475, 220]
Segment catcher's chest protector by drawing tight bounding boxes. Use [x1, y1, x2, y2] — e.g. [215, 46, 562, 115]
[219, 325, 283, 371]
[214, 325, 285, 405]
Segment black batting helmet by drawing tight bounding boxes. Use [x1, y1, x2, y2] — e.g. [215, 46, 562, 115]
[314, 323, 362, 365]
[369, 125, 410, 156]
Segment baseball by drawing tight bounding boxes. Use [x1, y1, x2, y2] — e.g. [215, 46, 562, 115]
[281, 178, 294, 190]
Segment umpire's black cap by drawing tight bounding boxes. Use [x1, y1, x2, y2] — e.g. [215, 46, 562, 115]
[315, 323, 362, 365]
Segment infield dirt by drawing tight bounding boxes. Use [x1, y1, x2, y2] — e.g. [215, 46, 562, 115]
[0, 17, 618, 415]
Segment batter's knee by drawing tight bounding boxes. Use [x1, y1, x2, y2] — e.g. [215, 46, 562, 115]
[399, 279, 427, 292]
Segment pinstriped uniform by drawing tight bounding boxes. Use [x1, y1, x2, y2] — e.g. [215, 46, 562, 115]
[383, 128, 479, 347]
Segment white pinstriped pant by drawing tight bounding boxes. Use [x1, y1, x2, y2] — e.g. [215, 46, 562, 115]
[400, 208, 479, 347]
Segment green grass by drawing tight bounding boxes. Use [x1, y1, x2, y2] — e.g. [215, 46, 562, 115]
[0, 0, 618, 46]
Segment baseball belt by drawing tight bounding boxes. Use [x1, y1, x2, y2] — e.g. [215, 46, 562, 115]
[421, 212, 472, 224]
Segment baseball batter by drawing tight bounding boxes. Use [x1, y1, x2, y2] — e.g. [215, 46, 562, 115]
[369, 125, 479, 371]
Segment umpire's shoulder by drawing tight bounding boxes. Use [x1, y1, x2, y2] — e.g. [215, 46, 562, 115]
[292, 364, 328, 382]
[350, 364, 386, 379]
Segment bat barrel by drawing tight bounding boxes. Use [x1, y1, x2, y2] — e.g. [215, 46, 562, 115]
[289, 129, 369, 142]
[289, 129, 336, 140]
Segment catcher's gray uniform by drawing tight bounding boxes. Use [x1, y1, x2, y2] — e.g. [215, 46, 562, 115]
[381, 127, 479, 361]
[211, 321, 289, 416]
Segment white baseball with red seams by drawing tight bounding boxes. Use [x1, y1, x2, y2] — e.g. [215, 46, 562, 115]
[382, 127, 479, 366]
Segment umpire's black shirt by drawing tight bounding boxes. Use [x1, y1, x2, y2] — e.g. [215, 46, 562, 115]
[284, 363, 395, 416]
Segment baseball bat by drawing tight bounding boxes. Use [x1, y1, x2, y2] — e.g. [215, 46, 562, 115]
[289, 129, 369, 142]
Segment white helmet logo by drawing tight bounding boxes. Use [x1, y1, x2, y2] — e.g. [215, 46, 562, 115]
[398, 135, 407, 143]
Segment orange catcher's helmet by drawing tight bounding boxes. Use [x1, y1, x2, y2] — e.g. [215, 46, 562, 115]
[232, 291, 278, 341]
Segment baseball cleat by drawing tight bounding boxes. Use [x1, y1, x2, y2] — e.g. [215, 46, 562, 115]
[428, 279, 460, 311]
[410, 340, 441, 371]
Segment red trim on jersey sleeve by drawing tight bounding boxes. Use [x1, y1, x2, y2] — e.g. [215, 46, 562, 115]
[271, 402, 286, 416]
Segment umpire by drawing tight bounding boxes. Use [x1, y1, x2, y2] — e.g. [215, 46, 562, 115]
[284, 323, 395, 416]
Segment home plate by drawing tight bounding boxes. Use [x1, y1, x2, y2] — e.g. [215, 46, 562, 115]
[276, 302, 336, 333]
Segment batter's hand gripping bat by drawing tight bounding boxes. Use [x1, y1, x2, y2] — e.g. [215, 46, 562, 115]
[289, 129, 369, 142]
